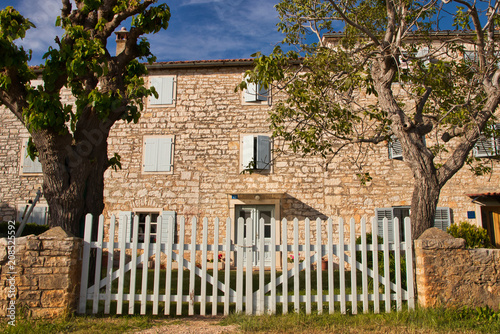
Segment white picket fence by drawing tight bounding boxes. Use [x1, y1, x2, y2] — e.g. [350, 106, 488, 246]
[78, 214, 415, 316]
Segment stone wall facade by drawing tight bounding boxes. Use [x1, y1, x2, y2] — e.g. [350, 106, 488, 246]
[1, 60, 499, 245]
[415, 228, 500, 310]
[0, 227, 82, 318]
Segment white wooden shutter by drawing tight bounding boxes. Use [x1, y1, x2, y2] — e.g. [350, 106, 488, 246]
[118, 211, 133, 243]
[160, 211, 176, 244]
[417, 47, 430, 67]
[256, 135, 271, 170]
[144, 137, 173, 172]
[144, 137, 158, 172]
[494, 123, 500, 155]
[242, 135, 255, 170]
[22, 143, 42, 174]
[157, 137, 173, 172]
[388, 136, 403, 160]
[434, 207, 451, 231]
[376, 207, 395, 243]
[244, 81, 258, 102]
[150, 77, 175, 105]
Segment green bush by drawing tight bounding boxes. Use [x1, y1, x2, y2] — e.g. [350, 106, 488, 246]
[356, 233, 407, 289]
[0, 221, 50, 238]
[447, 221, 492, 249]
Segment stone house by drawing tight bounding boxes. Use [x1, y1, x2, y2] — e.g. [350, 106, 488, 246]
[1, 32, 499, 266]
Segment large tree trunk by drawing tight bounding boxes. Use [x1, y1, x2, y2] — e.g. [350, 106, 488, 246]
[409, 171, 441, 239]
[34, 125, 109, 237]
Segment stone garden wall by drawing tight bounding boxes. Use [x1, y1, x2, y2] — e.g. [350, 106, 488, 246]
[0, 227, 82, 318]
[415, 228, 500, 310]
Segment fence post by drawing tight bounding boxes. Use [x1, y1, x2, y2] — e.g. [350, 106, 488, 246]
[78, 213, 94, 314]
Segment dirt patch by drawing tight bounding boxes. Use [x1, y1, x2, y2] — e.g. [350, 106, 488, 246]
[133, 316, 239, 334]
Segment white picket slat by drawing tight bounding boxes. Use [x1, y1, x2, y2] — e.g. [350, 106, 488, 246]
[140, 215, 151, 315]
[327, 218, 334, 313]
[116, 213, 127, 315]
[164, 215, 174, 316]
[350, 218, 357, 314]
[270, 217, 277, 314]
[104, 215, 116, 314]
[78, 214, 93, 314]
[339, 218, 346, 314]
[236, 217, 244, 313]
[371, 217, 380, 314]
[224, 218, 231, 315]
[293, 218, 300, 313]
[316, 218, 323, 313]
[212, 218, 220, 316]
[282, 218, 288, 314]
[200, 218, 208, 316]
[176, 216, 186, 315]
[383, 217, 391, 313]
[129, 215, 139, 315]
[153, 216, 162, 315]
[245, 217, 253, 315]
[188, 217, 197, 315]
[404, 217, 415, 310]
[394, 217, 402, 311]
[305, 218, 311, 314]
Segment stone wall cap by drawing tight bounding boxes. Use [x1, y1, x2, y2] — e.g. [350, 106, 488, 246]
[39, 227, 75, 239]
[418, 227, 454, 240]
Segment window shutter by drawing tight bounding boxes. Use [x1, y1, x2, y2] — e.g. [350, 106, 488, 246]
[22, 144, 42, 174]
[160, 211, 176, 244]
[150, 77, 175, 105]
[376, 207, 395, 243]
[244, 81, 258, 102]
[388, 136, 403, 160]
[434, 207, 451, 231]
[144, 137, 158, 172]
[17, 205, 48, 225]
[118, 211, 133, 243]
[242, 135, 254, 170]
[157, 137, 173, 172]
[417, 47, 430, 67]
[494, 124, 500, 155]
[256, 135, 271, 169]
[256, 83, 268, 101]
[474, 134, 496, 157]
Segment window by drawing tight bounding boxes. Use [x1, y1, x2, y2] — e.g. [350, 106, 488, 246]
[118, 210, 176, 243]
[20, 139, 42, 175]
[243, 76, 269, 104]
[388, 136, 403, 160]
[17, 204, 48, 225]
[143, 136, 174, 173]
[241, 135, 271, 171]
[473, 124, 500, 158]
[375, 206, 452, 242]
[149, 76, 176, 106]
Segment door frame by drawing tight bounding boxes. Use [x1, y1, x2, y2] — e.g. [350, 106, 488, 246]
[480, 205, 500, 248]
[228, 194, 282, 268]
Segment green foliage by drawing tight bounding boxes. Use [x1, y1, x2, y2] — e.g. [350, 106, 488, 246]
[356, 233, 407, 289]
[0, 221, 49, 237]
[447, 221, 492, 249]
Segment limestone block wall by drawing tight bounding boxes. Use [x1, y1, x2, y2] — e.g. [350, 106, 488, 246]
[415, 228, 500, 310]
[0, 227, 82, 318]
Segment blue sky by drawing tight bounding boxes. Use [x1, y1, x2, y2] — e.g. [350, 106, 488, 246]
[1, 0, 289, 65]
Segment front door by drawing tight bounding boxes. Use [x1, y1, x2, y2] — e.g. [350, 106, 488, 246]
[235, 205, 274, 267]
[482, 206, 500, 247]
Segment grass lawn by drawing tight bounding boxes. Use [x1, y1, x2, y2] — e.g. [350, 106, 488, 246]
[2, 306, 500, 333]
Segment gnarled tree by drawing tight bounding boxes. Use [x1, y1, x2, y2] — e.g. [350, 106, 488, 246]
[244, 0, 500, 238]
[0, 0, 170, 236]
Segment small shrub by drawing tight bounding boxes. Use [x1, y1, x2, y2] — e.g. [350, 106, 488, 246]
[0, 221, 50, 238]
[447, 221, 492, 249]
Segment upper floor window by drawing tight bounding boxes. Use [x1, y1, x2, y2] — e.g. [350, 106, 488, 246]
[149, 76, 176, 106]
[241, 134, 271, 172]
[243, 76, 270, 105]
[20, 139, 42, 175]
[143, 136, 174, 173]
[473, 124, 500, 158]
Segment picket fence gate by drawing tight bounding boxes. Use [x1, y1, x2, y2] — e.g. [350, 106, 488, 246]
[78, 214, 415, 316]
